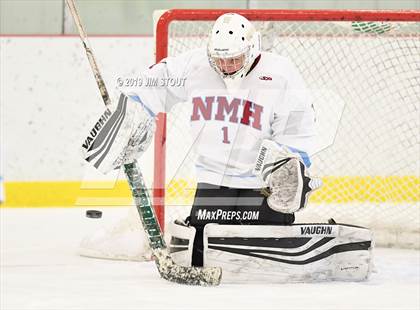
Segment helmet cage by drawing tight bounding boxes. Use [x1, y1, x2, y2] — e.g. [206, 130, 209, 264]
[208, 45, 251, 79]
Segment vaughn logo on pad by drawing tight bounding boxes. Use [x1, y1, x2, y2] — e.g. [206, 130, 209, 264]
[82, 108, 112, 150]
[300, 226, 335, 235]
[254, 145, 267, 173]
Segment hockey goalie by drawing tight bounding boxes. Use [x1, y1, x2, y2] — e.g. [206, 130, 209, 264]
[81, 13, 373, 283]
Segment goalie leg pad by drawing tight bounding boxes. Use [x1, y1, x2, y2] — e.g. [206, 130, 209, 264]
[203, 223, 373, 283]
[167, 220, 196, 267]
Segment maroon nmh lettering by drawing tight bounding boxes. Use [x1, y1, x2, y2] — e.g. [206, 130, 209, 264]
[191, 96, 263, 130]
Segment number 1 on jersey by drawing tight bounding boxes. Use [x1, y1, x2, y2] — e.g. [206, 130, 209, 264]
[222, 126, 230, 144]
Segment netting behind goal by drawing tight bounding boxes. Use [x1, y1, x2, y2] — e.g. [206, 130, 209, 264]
[153, 10, 420, 248]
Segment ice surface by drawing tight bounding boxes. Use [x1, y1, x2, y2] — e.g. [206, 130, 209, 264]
[1, 208, 419, 310]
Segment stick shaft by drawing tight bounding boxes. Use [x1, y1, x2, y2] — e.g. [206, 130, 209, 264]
[65, 0, 111, 106]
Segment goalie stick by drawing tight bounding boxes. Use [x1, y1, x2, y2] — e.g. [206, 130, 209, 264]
[65, 0, 222, 286]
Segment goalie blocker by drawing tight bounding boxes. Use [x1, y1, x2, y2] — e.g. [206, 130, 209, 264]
[82, 92, 155, 174]
[169, 220, 373, 283]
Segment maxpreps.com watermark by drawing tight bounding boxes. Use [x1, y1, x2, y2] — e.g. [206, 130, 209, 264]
[196, 209, 260, 221]
[117, 77, 187, 88]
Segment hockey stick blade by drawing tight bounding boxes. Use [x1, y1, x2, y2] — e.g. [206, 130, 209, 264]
[66, 0, 222, 286]
[153, 248, 222, 286]
[124, 162, 222, 286]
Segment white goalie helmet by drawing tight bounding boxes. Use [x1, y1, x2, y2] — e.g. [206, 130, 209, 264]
[208, 13, 261, 89]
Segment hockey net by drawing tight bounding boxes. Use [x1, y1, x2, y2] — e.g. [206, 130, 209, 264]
[80, 10, 419, 261]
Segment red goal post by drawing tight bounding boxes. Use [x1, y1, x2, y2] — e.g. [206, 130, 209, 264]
[152, 9, 420, 243]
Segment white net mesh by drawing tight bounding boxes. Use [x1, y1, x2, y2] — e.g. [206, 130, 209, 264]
[161, 19, 419, 248]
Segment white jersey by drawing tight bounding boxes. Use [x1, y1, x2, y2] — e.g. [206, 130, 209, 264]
[129, 48, 315, 188]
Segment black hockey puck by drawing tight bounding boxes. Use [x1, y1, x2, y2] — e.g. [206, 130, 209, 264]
[86, 210, 102, 218]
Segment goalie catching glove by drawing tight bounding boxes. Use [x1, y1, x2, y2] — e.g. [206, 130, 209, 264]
[253, 139, 322, 213]
[82, 93, 155, 173]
